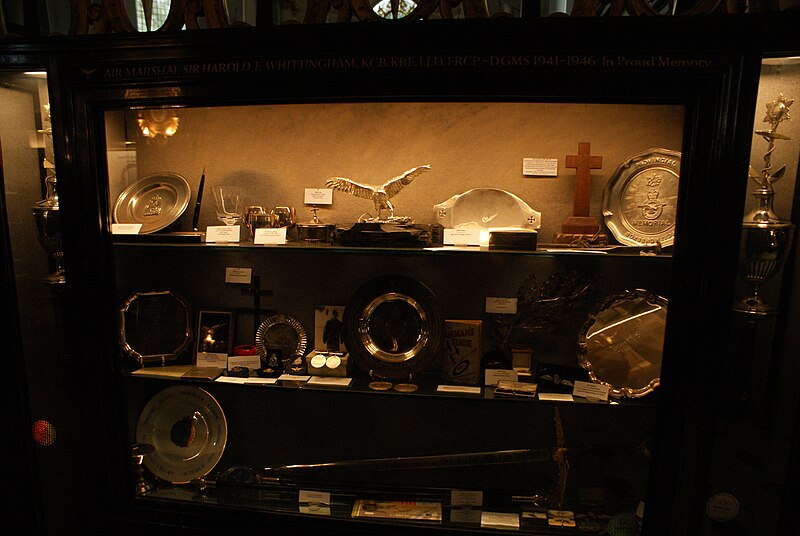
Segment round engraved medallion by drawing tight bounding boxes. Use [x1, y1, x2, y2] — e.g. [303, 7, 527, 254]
[602, 148, 681, 247]
[368, 381, 393, 391]
[393, 383, 419, 393]
[309, 354, 327, 369]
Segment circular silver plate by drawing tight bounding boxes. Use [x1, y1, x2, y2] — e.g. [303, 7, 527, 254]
[114, 172, 191, 234]
[344, 276, 442, 380]
[602, 149, 681, 247]
[136, 386, 227, 483]
[255, 314, 308, 361]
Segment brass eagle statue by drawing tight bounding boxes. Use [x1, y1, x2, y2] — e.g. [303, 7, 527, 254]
[325, 165, 430, 222]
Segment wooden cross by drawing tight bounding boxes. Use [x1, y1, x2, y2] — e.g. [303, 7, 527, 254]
[565, 142, 603, 218]
[555, 141, 607, 244]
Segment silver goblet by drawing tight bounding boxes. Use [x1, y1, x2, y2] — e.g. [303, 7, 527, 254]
[32, 175, 65, 285]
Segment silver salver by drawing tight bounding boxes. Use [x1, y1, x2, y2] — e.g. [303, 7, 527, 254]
[119, 289, 193, 366]
[578, 289, 667, 399]
[114, 172, 192, 233]
[602, 149, 681, 247]
[255, 314, 308, 361]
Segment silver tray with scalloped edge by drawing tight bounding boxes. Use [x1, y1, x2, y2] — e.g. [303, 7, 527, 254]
[602, 149, 681, 247]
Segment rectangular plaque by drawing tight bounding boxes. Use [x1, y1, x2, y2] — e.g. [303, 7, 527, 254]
[112, 223, 142, 234]
[522, 158, 558, 177]
[485, 297, 518, 314]
[254, 227, 287, 244]
[206, 225, 241, 242]
[304, 188, 333, 205]
[225, 267, 252, 284]
[573, 380, 610, 402]
[443, 228, 481, 246]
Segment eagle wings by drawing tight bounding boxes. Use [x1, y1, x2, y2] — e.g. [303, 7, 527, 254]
[325, 165, 430, 220]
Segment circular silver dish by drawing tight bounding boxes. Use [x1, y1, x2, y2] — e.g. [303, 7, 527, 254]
[255, 314, 308, 361]
[135, 386, 227, 484]
[114, 172, 191, 234]
[344, 275, 442, 380]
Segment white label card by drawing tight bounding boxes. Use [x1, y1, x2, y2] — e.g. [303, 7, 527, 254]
[481, 511, 520, 529]
[308, 377, 353, 387]
[437, 385, 482, 394]
[299, 490, 331, 506]
[485, 369, 518, 386]
[216, 376, 247, 384]
[304, 188, 333, 205]
[254, 227, 287, 245]
[573, 380, 610, 402]
[485, 297, 518, 314]
[443, 228, 481, 246]
[243, 378, 278, 385]
[196, 352, 227, 368]
[111, 223, 142, 234]
[538, 392, 574, 402]
[451, 490, 483, 507]
[523, 158, 559, 177]
[206, 225, 240, 243]
[278, 374, 310, 382]
[225, 267, 252, 284]
[227, 355, 261, 371]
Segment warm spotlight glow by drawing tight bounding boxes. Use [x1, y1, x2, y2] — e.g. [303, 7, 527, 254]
[137, 109, 180, 139]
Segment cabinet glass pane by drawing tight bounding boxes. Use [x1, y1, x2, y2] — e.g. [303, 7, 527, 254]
[106, 100, 683, 533]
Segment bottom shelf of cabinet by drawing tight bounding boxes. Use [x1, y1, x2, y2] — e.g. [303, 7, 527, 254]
[133, 477, 641, 535]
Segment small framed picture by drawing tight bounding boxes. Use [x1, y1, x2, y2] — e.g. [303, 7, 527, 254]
[196, 309, 234, 366]
[314, 305, 345, 353]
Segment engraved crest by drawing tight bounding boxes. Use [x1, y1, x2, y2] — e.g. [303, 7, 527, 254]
[603, 149, 681, 247]
[143, 195, 163, 217]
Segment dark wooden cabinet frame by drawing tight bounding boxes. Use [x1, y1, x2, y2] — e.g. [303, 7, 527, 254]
[3, 14, 800, 535]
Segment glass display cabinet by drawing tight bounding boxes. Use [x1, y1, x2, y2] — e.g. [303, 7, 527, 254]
[3, 15, 799, 536]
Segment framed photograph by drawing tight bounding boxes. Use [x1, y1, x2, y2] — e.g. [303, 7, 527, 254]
[314, 305, 345, 353]
[196, 309, 234, 367]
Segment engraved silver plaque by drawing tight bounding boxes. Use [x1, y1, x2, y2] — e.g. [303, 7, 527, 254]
[602, 149, 681, 247]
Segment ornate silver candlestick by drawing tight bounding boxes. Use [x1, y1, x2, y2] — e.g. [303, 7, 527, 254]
[735, 94, 795, 316]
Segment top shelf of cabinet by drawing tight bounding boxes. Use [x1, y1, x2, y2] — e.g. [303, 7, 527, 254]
[111, 237, 671, 260]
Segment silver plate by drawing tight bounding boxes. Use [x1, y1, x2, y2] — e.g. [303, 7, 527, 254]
[577, 289, 667, 398]
[255, 314, 308, 360]
[343, 275, 443, 380]
[114, 172, 191, 234]
[602, 149, 681, 247]
[119, 290, 193, 366]
[136, 386, 227, 484]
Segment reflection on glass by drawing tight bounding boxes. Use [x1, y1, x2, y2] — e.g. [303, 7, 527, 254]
[372, 0, 418, 19]
[138, 108, 180, 138]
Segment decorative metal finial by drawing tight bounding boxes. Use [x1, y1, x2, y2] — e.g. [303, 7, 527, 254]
[750, 93, 794, 190]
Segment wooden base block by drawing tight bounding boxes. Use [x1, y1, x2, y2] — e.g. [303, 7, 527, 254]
[552, 232, 609, 246]
[559, 216, 602, 235]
